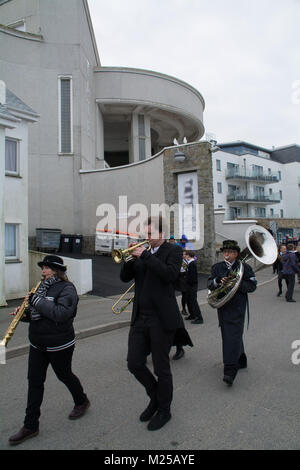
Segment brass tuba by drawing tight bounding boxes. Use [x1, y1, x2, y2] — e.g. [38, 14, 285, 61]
[207, 225, 277, 308]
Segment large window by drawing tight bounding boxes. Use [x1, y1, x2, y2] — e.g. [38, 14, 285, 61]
[58, 76, 73, 154]
[5, 138, 18, 175]
[5, 224, 18, 259]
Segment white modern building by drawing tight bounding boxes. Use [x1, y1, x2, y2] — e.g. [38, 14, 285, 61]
[212, 141, 300, 230]
[0, 81, 38, 305]
[0, 0, 205, 243]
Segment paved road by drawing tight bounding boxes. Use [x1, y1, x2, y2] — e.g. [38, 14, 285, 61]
[0, 269, 299, 450]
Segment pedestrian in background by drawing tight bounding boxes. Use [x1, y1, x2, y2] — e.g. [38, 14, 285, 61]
[281, 243, 300, 302]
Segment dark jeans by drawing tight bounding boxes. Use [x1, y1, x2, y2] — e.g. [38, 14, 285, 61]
[186, 287, 203, 320]
[278, 271, 288, 293]
[24, 345, 86, 430]
[127, 315, 175, 412]
[283, 273, 296, 301]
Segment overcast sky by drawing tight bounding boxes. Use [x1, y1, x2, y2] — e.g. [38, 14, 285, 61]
[87, 0, 300, 149]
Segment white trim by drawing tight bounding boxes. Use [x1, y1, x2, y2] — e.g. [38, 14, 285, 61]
[5, 136, 20, 176]
[58, 75, 73, 155]
[4, 223, 19, 260]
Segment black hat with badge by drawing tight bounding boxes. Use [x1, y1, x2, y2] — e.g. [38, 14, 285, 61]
[220, 240, 241, 253]
[38, 255, 67, 271]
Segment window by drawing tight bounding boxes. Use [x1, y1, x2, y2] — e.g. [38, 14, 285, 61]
[252, 165, 263, 177]
[5, 138, 18, 175]
[5, 224, 18, 259]
[58, 76, 73, 154]
[270, 208, 274, 216]
[217, 182, 222, 193]
[280, 209, 284, 218]
[279, 190, 283, 200]
[216, 159, 221, 171]
[229, 207, 241, 219]
[255, 207, 266, 217]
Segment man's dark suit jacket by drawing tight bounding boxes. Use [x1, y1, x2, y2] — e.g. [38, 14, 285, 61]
[120, 241, 184, 331]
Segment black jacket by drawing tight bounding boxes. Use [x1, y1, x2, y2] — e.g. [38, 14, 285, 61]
[186, 260, 198, 289]
[120, 241, 183, 331]
[207, 261, 257, 319]
[22, 281, 79, 348]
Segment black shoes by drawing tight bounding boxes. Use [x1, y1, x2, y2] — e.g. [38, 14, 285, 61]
[286, 299, 296, 302]
[147, 410, 171, 431]
[172, 347, 185, 360]
[68, 398, 90, 420]
[185, 315, 195, 320]
[191, 318, 203, 324]
[223, 375, 234, 386]
[9, 427, 39, 446]
[139, 398, 158, 422]
[277, 291, 282, 297]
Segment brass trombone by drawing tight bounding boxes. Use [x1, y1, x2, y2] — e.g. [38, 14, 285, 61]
[112, 283, 135, 315]
[111, 240, 150, 314]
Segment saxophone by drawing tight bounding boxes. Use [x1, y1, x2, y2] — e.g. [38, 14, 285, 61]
[0, 280, 41, 348]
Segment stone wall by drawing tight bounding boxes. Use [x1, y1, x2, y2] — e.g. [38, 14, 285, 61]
[162, 142, 216, 273]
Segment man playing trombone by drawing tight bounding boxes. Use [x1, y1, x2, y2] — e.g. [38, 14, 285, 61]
[120, 216, 185, 431]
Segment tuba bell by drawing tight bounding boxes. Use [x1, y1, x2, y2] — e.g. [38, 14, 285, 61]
[207, 225, 277, 309]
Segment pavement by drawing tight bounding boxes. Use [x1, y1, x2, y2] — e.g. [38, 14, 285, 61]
[0, 266, 279, 359]
[0, 266, 299, 451]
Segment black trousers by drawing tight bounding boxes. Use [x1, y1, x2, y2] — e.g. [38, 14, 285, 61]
[278, 271, 288, 293]
[218, 309, 246, 379]
[283, 273, 296, 301]
[127, 315, 175, 413]
[186, 287, 203, 320]
[24, 345, 86, 430]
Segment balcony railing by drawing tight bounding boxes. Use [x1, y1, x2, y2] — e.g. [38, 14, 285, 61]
[226, 169, 279, 183]
[227, 192, 281, 204]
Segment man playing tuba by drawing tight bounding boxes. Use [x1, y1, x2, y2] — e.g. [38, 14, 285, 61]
[207, 240, 257, 386]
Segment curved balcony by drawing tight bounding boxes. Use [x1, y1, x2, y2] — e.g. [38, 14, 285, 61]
[94, 67, 205, 152]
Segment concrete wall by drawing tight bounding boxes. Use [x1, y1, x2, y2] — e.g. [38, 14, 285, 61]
[163, 142, 216, 273]
[29, 251, 92, 296]
[80, 152, 165, 250]
[214, 209, 257, 250]
[0, 0, 98, 237]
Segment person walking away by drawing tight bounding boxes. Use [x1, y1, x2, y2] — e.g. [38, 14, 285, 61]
[281, 243, 300, 302]
[184, 250, 204, 324]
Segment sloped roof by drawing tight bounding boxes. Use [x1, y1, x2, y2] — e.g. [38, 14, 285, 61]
[6, 87, 39, 118]
[270, 145, 300, 163]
